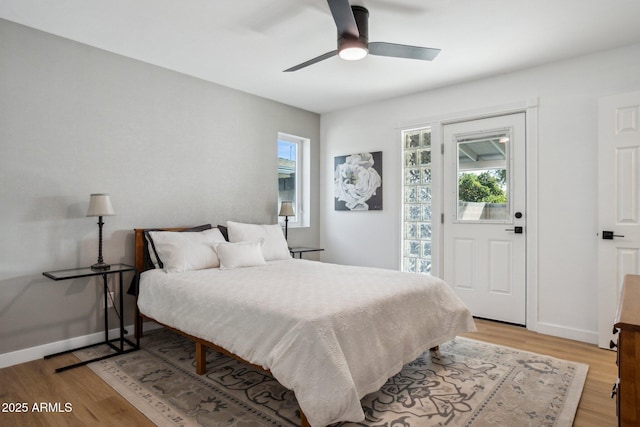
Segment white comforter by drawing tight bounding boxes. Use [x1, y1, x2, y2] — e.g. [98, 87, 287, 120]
[137, 259, 475, 426]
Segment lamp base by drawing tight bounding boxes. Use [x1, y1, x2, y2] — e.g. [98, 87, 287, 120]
[91, 262, 111, 271]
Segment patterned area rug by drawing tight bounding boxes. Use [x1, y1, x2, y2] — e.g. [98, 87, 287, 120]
[77, 328, 587, 427]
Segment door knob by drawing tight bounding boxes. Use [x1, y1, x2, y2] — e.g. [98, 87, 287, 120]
[602, 231, 624, 240]
[505, 226, 523, 234]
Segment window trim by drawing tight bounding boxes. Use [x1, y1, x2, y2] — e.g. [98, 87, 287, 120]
[278, 132, 310, 228]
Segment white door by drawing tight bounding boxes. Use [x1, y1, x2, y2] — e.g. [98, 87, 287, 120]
[443, 113, 527, 325]
[597, 90, 640, 349]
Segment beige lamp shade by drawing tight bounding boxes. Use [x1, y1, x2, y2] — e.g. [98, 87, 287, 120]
[279, 201, 294, 216]
[86, 194, 115, 217]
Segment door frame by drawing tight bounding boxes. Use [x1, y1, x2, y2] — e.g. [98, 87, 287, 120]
[397, 98, 539, 330]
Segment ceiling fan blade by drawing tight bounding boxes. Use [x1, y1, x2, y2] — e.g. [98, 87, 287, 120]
[369, 42, 441, 61]
[284, 50, 338, 72]
[327, 0, 359, 38]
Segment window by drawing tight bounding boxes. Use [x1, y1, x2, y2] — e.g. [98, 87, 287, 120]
[402, 127, 433, 275]
[456, 131, 509, 221]
[277, 132, 310, 227]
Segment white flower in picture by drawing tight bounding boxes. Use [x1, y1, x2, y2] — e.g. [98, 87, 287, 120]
[334, 151, 383, 211]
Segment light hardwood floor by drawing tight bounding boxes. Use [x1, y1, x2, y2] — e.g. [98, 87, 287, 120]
[0, 318, 617, 426]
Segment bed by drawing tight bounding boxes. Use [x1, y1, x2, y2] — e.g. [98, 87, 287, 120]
[132, 222, 476, 427]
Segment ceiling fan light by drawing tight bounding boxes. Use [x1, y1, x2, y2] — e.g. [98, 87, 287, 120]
[338, 44, 369, 61]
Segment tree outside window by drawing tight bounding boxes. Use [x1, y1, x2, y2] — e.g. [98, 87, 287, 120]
[458, 170, 506, 204]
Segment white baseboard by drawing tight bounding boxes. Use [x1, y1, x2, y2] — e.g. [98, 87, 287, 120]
[535, 321, 599, 345]
[0, 321, 162, 369]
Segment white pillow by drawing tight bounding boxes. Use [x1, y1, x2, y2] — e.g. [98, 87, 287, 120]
[147, 228, 226, 273]
[215, 240, 267, 269]
[226, 221, 291, 261]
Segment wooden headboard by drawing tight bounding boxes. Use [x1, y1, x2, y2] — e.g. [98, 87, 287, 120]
[134, 227, 188, 273]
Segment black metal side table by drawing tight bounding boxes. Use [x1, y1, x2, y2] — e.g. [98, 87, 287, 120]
[289, 247, 325, 259]
[42, 263, 138, 372]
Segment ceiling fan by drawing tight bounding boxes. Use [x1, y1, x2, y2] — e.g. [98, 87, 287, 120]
[284, 0, 441, 72]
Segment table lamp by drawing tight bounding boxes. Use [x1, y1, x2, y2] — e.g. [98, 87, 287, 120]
[87, 193, 115, 270]
[278, 201, 294, 240]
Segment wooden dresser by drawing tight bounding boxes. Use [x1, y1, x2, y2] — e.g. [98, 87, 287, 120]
[613, 274, 640, 426]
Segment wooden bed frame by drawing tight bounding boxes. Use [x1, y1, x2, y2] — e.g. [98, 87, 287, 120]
[133, 228, 311, 427]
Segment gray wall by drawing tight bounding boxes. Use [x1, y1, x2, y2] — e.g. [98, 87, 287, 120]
[0, 19, 320, 356]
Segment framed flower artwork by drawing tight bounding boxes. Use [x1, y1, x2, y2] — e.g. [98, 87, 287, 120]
[334, 151, 383, 211]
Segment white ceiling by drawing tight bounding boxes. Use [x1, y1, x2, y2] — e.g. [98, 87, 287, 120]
[2, 0, 640, 114]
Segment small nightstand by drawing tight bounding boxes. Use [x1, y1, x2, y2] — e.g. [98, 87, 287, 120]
[42, 263, 138, 372]
[289, 247, 324, 259]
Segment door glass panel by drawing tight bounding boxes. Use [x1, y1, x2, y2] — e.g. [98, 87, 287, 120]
[456, 131, 510, 221]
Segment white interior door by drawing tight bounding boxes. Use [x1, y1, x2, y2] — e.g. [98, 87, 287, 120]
[597, 90, 640, 349]
[443, 113, 526, 325]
